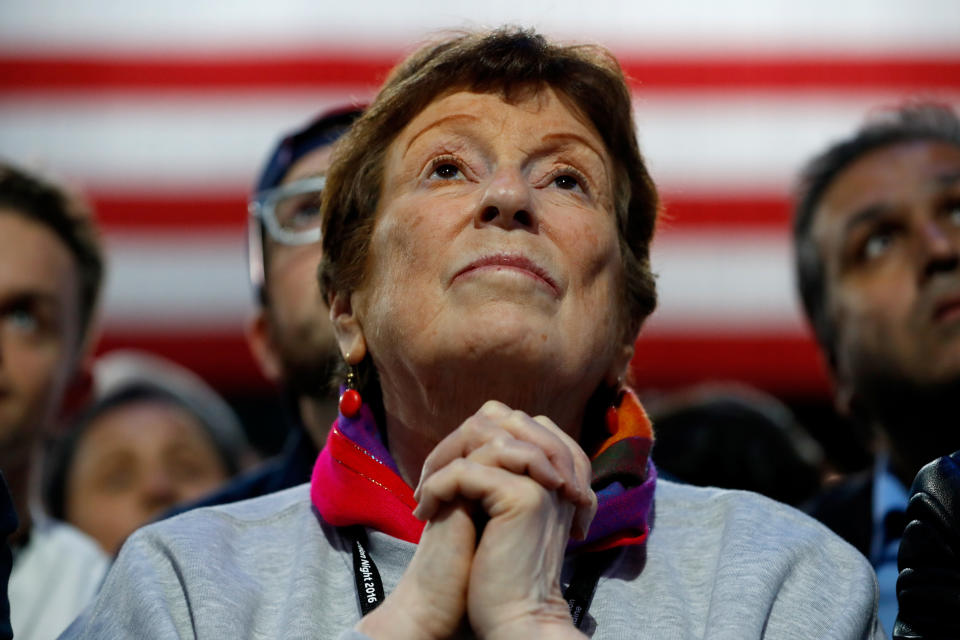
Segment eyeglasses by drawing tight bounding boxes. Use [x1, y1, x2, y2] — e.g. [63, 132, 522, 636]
[248, 176, 326, 246]
[247, 176, 326, 301]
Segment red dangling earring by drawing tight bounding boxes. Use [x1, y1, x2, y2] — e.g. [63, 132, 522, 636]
[339, 365, 362, 418]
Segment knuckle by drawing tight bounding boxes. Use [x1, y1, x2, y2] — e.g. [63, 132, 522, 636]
[461, 418, 483, 440]
[480, 399, 509, 417]
[448, 457, 471, 474]
[489, 434, 511, 451]
[574, 447, 591, 473]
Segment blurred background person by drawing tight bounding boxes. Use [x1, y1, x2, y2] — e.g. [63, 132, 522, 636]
[648, 383, 825, 507]
[44, 350, 252, 554]
[793, 102, 960, 636]
[0, 161, 108, 640]
[172, 106, 363, 512]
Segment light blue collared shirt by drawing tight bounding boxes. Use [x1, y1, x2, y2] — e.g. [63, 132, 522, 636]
[870, 452, 909, 638]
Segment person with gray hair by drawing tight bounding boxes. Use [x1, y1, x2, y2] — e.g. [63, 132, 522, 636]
[795, 102, 960, 636]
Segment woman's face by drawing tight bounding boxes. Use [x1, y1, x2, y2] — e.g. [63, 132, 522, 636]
[65, 399, 230, 554]
[339, 88, 632, 414]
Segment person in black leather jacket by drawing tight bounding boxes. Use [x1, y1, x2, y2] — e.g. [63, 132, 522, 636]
[893, 451, 960, 640]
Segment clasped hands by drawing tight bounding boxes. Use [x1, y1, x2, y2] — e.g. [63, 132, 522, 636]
[355, 400, 598, 640]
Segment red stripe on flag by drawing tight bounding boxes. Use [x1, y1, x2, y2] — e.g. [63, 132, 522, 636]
[659, 194, 791, 227]
[3, 54, 960, 93]
[89, 191, 792, 230]
[630, 332, 830, 396]
[0, 54, 393, 92]
[92, 192, 248, 229]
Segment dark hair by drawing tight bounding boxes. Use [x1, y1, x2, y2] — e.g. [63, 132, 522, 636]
[793, 103, 960, 366]
[43, 381, 249, 521]
[649, 385, 824, 506]
[251, 106, 364, 305]
[0, 161, 104, 345]
[319, 28, 659, 409]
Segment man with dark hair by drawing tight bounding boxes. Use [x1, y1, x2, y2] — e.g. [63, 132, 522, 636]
[794, 103, 960, 635]
[0, 161, 108, 638]
[173, 106, 363, 510]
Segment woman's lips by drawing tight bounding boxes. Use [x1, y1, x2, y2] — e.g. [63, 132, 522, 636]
[454, 253, 560, 296]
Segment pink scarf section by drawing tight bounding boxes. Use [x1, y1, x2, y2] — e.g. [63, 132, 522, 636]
[311, 389, 656, 551]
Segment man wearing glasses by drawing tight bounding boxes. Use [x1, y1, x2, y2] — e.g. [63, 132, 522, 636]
[175, 106, 363, 510]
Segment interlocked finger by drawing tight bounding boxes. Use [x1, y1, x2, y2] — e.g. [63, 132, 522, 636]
[415, 400, 584, 506]
[414, 437, 565, 521]
[413, 457, 557, 523]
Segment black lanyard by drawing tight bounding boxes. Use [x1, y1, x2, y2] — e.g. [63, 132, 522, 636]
[343, 527, 617, 629]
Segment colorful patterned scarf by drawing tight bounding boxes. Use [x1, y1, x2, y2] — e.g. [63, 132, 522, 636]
[310, 389, 656, 551]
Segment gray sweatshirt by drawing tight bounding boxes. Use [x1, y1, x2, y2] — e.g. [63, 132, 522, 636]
[60, 480, 885, 639]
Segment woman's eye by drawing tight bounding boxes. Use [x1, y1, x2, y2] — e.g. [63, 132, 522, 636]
[431, 163, 462, 180]
[553, 174, 582, 191]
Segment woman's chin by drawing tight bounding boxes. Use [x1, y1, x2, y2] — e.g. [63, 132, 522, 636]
[448, 274, 561, 312]
[426, 314, 571, 377]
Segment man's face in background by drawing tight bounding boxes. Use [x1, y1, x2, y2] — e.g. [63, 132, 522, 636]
[812, 139, 960, 462]
[814, 140, 960, 398]
[0, 210, 82, 454]
[248, 144, 339, 400]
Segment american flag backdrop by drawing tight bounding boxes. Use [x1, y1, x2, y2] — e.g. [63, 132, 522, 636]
[2, 0, 959, 398]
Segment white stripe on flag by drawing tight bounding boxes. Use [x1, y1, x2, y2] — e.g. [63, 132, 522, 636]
[4, 92, 957, 194]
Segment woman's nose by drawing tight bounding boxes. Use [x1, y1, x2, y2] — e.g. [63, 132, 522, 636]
[476, 168, 537, 231]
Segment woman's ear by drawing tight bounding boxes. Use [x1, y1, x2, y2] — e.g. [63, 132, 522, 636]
[330, 290, 367, 365]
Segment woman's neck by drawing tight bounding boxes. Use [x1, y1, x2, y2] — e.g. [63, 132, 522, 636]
[376, 362, 595, 488]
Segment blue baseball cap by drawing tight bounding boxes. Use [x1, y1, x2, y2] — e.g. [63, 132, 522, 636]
[255, 105, 364, 193]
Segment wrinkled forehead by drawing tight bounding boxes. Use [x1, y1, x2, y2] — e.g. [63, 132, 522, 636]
[405, 86, 601, 138]
[387, 88, 612, 173]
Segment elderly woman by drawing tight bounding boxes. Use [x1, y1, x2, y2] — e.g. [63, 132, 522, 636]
[63, 29, 882, 639]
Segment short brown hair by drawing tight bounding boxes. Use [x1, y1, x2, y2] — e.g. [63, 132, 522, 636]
[0, 161, 104, 346]
[320, 27, 658, 335]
